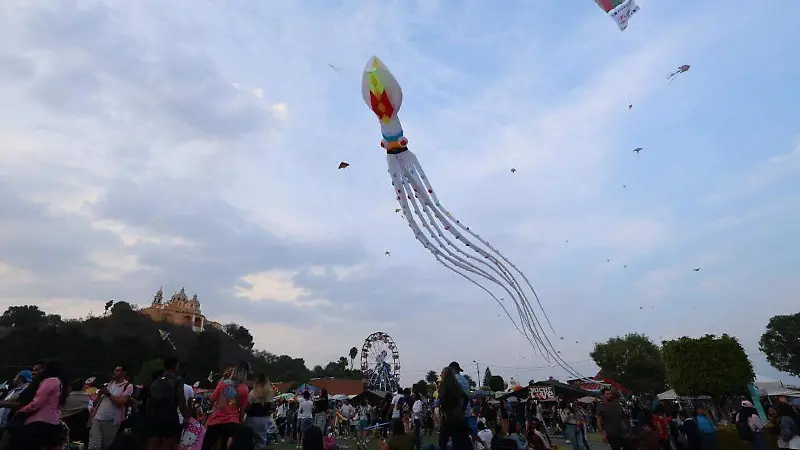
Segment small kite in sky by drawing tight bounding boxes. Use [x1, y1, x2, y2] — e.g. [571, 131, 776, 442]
[158, 329, 176, 350]
[633, 147, 643, 154]
[338, 162, 350, 169]
[693, 268, 701, 272]
[385, 251, 391, 256]
[668, 65, 691, 82]
[362, 56, 585, 378]
[594, 0, 640, 31]
[510, 168, 517, 173]
[628, 104, 633, 109]
[328, 63, 341, 72]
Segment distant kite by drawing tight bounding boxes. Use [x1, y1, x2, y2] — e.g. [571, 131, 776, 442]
[338, 162, 350, 169]
[668, 65, 691, 82]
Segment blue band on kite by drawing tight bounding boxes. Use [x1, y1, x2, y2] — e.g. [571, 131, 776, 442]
[382, 131, 404, 143]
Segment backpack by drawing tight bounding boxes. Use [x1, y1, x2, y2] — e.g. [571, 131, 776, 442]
[148, 373, 179, 420]
[736, 413, 755, 442]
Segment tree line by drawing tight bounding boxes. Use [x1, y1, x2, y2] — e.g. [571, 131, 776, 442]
[587, 311, 800, 398]
[0, 303, 363, 387]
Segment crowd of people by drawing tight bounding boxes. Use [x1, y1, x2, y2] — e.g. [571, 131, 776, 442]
[1, 357, 799, 450]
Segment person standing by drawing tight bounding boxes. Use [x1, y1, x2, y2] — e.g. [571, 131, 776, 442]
[411, 394, 423, 450]
[695, 406, 718, 450]
[147, 357, 188, 450]
[203, 363, 250, 450]
[88, 365, 133, 450]
[438, 367, 472, 450]
[312, 389, 329, 434]
[340, 399, 355, 439]
[16, 359, 69, 450]
[596, 389, 629, 450]
[296, 391, 314, 449]
[244, 374, 274, 450]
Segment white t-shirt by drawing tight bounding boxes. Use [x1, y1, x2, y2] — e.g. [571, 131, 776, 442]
[476, 429, 493, 450]
[412, 400, 423, 421]
[93, 381, 133, 424]
[341, 403, 355, 420]
[178, 384, 193, 424]
[298, 399, 314, 419]
[391, 394, 403, 419]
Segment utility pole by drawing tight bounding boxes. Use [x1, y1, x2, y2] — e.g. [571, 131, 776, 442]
[473, 360, 481, 389]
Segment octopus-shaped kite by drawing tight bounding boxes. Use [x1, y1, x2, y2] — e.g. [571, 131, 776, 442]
[668, 65, 691, 82]
[361, 56, 585, 377]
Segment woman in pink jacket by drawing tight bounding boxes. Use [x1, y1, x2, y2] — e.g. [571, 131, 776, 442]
[15, 359, 69, 450]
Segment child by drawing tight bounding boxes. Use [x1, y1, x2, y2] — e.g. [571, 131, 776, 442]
[179, 403, 206, 450]
[639, 423, 661, 450]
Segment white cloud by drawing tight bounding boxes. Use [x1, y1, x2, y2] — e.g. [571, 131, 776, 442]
[235, 270, 327, 307]
[271, 103, 288, 120]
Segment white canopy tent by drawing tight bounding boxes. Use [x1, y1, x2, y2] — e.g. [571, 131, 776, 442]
[657, 375, 800, 400]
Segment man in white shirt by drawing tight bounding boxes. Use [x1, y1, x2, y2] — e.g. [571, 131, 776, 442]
[340, 399, 355, 438]
[88, 366, 133, 450]
[296, 391, 314, 449]
[412, 394, 424, 450]
[391, 388, 404, 422]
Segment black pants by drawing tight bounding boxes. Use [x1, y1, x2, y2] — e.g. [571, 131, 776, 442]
[413, 419, 422, 450]
[202, 423, 239, 450]
[439, 420, 472, 450]
[275, 417, 286, 438]
[606, 434, 631, 450]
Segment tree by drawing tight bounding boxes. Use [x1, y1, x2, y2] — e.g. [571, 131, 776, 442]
[463, 374, 476, 389]
[482, 367, 493, 389]
[135, 358, 165, 384]
[759, 312, 800, 377]
[662, 334, 755, 398]
[590, 333, 667, 394]
[488, 375, 505, 392]
[223, 323, 254, 350]
[349, 347, 359, 370]
[0, 305, 48, 329]
[425, 370, 439, 385]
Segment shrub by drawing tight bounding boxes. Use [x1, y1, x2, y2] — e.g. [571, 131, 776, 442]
[716, 424, 779, 450]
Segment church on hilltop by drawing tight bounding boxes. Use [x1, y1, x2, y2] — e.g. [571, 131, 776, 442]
[139, 287, 223, 332]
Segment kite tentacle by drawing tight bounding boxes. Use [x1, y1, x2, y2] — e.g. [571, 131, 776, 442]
[407, 153, 557, 334]
[388, 158, 531, 342]
[394, 156, 554, 361]
[404, 153, 592, 380]
[393, 159, 551, 359]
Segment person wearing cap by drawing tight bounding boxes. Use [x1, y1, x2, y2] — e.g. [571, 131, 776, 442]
[735, 400, 768, 450]
[448, 362, 488, 448]
[0, 369, 33, 449]
[0, 370, 33, 428]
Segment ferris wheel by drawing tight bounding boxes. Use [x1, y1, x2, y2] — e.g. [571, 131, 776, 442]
[360, 331, 400, 392]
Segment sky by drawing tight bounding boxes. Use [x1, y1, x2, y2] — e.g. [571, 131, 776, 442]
[1, 0, 800, 387]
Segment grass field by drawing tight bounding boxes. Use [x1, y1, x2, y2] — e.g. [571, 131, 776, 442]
[271, 436, 440, 450]
[269, 432, 604, 449]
